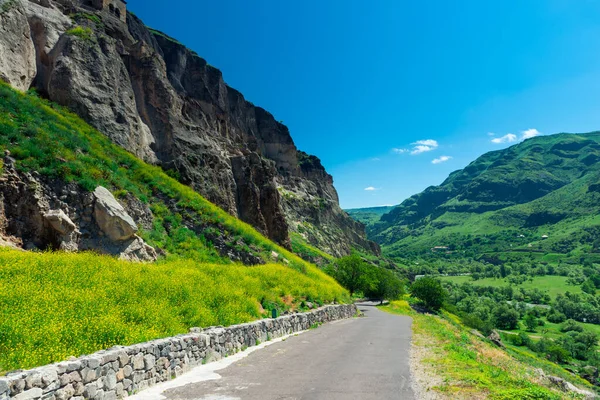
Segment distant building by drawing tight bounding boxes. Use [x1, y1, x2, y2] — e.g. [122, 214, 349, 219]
[79, 0, 127, 23]
[541, 235, 549, 239]
[431, 246, 449, 252]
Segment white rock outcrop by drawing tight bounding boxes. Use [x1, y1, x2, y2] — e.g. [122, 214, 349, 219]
[93, 186, 138, 241]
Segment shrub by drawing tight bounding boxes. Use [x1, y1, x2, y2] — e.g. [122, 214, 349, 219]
[546, 310, 566, 324]
[561, 319, 584, 333]
[66, 26, 94, 41]
[410, 277, 446, 311]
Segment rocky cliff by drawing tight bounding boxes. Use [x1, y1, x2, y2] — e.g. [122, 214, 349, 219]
[0, 0, 378, 257]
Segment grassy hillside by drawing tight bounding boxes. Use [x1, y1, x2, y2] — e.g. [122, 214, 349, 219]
[382, 300, 593, 399]
[0, 82, 351, 371]
[367, 133, 600, 258]
[0, 81, 322, 266]
[0, 248, 347, 371]
[345, 206, 395, 226]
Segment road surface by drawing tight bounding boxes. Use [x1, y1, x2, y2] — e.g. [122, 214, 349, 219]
[156, 302, 414, 400]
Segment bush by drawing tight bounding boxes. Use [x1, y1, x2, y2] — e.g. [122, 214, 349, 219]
[410, 277, 447, 311]
[546, 310, 566, 323]
[561, 319, 584, 333]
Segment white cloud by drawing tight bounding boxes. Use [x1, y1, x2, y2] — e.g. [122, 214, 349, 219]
[488, 132, 496, 137]
[432, 155, 452, 164]
[522, 128, 541, 140]
[364, 186, 379, 191]
[491, 133, 517, 144]
[410, 139, 439, 155]
[392, 148, 408, 154]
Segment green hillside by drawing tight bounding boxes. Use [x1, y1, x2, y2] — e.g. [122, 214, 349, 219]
[368, 132, 600, 259]
[0, 82, 349, 371]
[345, 206, 396, 226]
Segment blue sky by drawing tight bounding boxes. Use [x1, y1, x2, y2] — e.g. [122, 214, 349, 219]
[127, 0, 600, 209]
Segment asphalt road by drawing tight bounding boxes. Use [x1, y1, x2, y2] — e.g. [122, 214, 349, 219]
[161, 302, 414, 400]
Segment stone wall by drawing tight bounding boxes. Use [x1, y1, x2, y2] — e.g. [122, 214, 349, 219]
[0, 304, 357, 400]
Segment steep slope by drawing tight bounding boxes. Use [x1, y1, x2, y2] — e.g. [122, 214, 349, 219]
[369, 132, 600, 257]
[0, 0, 376, 257]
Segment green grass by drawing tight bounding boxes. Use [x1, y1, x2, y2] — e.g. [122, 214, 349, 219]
[290, 232, 334, 266]
[381, 300, 590, 399]
[65, 26, 94, 41]
[440, 275, 582, 298]
[0, 248, 348, 372]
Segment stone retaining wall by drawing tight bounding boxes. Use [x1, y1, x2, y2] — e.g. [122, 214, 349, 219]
[0, 304, 357, 400]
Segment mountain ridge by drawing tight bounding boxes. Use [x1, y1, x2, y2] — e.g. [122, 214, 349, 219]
[363, 132, 600, 258]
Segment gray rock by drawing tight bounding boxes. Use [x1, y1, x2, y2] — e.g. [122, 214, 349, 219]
[122, 365, 133, 378]
[118, 235, 158, 262]
[0, 380, 8, 395]
[55, 383, 74, 400]
[132, 354, 144, 370]
[80, 368, 96, 384]
[93, 186, 138, 241]
[13, 388, 43, 400]
[487, 330, 504, 348]
[43, 210, 76, 235]
[143, 354, 155, 370]
[122, 379, 132, 391]
[83, 383, 97, 399]
[103, 372, 117, 391]
[117, 351, 129, 368]
[0, 0, 36, 91]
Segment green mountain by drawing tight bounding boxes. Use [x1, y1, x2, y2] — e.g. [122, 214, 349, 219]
[345, 206, 396, 226]
[368, 132, 600, 258]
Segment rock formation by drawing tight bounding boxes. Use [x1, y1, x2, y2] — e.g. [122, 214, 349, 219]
[0, 155, 157, 261]
[0, 0, 378, 257]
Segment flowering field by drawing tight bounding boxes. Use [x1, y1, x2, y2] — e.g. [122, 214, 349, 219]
[0, 248, 347, 372]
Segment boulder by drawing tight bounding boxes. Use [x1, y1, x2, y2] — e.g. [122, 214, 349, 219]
[44, 209, 76, 235]
[119, 235, 157, 262]
[93, 187, 138, 241]
[487, 330, 504, 348]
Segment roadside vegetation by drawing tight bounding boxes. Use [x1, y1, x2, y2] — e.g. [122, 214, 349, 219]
[403, 273, 600, 394]
[324, 253, 406, 303]
[0, 248, 347, 372]
[382, 300, 591, 399]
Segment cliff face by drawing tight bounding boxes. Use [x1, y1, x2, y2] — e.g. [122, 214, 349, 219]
[0, 0, 377, 257]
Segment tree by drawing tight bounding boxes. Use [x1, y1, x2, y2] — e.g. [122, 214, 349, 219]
[524, 313, 538, 332]
[582, 279, 596, 295]
[410, 277, 446, 311]
[365, 268, 405, 304]
[326, 254, 370, 296]
[493, 304, 520, 330]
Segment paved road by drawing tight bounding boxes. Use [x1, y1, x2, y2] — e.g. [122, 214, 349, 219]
[161, 302, 414, 400]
